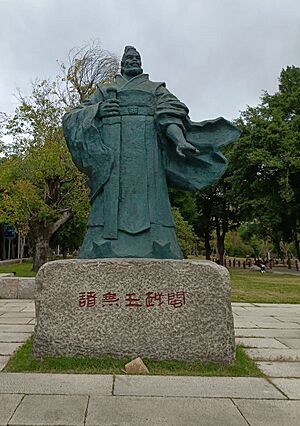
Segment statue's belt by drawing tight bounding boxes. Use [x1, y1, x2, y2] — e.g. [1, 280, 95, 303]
[118, 105, 155, 116]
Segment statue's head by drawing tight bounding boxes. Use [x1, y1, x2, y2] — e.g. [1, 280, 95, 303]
[121, 46, 143, 77]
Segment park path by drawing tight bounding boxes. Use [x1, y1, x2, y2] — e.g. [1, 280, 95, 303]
[0, 299, 299, 425]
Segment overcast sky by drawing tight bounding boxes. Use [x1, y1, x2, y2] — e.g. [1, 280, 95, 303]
[1, 0, 300, 121]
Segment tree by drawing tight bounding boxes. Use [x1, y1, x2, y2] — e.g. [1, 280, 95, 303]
[55, 41, 119, 106]
[50, 214, 88, 258]
[0, 91, 89, 270]
[231, 66, 300, 259]
[172, 207, 197, 258]
[195, 171, 240, 265]
[0, 43, 119, 270]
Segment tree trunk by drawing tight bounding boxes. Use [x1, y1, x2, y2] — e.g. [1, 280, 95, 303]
[217, 238, 225, 266]
[19, 236, 26, 264]
[30, 211, 72, 272]
[204, 229, 211, 260]
[0, 225, 5, 260]
[62, 246, 68, 259]
[30, 225, 51, 272]
[295, 235, 300, 261]
[215, 217, 226, 266]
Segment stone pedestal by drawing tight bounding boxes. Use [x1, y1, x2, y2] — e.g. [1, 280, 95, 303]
[32, 259, 235, 362]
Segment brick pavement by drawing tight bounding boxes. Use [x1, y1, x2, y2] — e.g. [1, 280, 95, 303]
[0, 299, 299, 425]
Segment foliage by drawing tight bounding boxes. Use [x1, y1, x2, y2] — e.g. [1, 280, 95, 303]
[5, 339, 262, 377]
[55, 41, 119, 106]
[232, 66, 300, 259]
[0, 79, 89, 270]
[50, 214, 88, 256]
[0, 42, 118, 269]
[169, 189, 198, 226]
[172, 207, 197, 257]
[224, 231, 254, 257]
[194, 164, 240, 264]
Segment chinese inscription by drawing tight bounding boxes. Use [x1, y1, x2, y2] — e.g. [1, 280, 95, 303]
[78, 290, 186, 309]
[79, 291, 97, 308]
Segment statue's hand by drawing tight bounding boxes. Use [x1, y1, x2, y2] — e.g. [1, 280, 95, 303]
[176, 142, 200, 158]
[98, 99, 120, 118]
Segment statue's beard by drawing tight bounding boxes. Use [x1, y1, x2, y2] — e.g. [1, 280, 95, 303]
[123, 66, 143, 77]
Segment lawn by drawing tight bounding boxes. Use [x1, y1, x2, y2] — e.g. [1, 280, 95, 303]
[4, 338, 262, 377]
[0, 262, 36, 277]
[230, 269, 300, 304]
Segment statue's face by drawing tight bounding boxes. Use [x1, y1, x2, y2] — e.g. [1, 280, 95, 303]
[122, 51, 142, 76]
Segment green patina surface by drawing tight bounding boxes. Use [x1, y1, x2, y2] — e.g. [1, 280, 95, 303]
[63, 46, 240, 259]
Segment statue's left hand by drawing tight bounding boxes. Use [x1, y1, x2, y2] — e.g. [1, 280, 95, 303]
[176, 142, 200, 158]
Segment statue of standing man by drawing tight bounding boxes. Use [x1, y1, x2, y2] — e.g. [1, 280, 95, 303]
[63, 46, 240, 259]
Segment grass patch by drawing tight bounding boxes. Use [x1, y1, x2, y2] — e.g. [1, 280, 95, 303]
[0, 262, 36, 277]
[4, 338, 262, 377]
[230, 269, 300, 304]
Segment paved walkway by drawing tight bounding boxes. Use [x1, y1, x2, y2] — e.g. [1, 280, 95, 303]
[0, 300, 299, 425]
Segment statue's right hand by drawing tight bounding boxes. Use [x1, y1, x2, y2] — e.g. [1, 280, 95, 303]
[98, 99, 120, 118]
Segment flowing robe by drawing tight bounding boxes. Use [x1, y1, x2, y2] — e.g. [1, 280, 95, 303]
[63, 73, 240, 259]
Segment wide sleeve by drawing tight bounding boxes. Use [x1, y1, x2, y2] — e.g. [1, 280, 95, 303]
[62, 86, 114, 199]
[154, 86, 240, 191]
[155, 85, 189, 133]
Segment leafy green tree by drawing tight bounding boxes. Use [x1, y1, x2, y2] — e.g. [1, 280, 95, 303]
[50, 214, 88, 258]
[194, 158, 240, 265]
[168, 189, 199, 226]
[0, 43, 119, 270]
[172, 207, 197, 258]
[0, 95, 89, 270]
[232, 66, 300, 259]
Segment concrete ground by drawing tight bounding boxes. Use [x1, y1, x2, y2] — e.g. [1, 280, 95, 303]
[0, 299, 299, 425]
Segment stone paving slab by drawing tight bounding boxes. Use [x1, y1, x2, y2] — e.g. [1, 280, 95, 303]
[252, 304, 300, 308]
[240, 306, 300, 312]
[233, 399, 300, 426]
[246, 348, 300, 361]
[232, 303, 255, 307]
[9, 395, 88, 426]
[257, 362, 300, 378]
[234, 321, 258, 328]
[86, 396, 248, 426]
[235, 337, 288, 348]
[270, 378, 300, 399]
[0, 324, 34, 333]
[277, 338, 300, 349]
[0, 332, 30, 342]
[233, 310, 300, 317]
[0, 394, 23, 426]
[0, 317, 33, 325]
[0, 312, 35, 318]
[235, 328, 300, 338]
[20, 308, 35, 313]
[0, 342, 22, 355]
[0, 307, 28, 313]
[0, 356, 9, 371]
[252, 321, 300, 329]
[0, 373, 113, 395]
[114, 376, 286, 399]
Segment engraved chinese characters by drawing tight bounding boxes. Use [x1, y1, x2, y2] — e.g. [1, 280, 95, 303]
[78, 290, 186, 309]
[33, 246, 235, 362]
